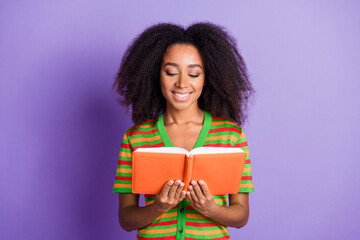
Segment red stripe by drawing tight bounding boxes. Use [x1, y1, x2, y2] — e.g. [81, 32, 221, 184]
[186, 222, 221, 227]
[137, 235, 175, 240]
[186, 206, 195, 211]
[115, 176, 132, 181]
[242, 176, 252, 180]
[203, 143, 233, 147]
[143, 119, 155, 124]
[212, 116, 225, 120]
[209, 127, 242, 134]
[132, 142, 165, 151]
[118, 160, 132, 165]
[148, 220, 177, 227]
[144, 194, 156, 198]
[128, 129, 159, 136]
[185, 236, 230, 240]
[120, 142, 131, 149]
[245, 159, 251, 164]
[235, 141, 247, 148]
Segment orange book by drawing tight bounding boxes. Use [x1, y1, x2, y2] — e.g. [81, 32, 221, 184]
[132, 147, 246, 195]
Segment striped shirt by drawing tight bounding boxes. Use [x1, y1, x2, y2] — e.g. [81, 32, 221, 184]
[113, 111, 254, 239]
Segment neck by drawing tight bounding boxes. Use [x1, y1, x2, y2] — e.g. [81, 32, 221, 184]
[163, 105, 204, 125]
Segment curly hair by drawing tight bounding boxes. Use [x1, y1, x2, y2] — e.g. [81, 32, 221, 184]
[113, 22, 254, 126]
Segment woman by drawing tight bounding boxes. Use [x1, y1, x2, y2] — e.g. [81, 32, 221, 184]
[112, 22, 254, 240]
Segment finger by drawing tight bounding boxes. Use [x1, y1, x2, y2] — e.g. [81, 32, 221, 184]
[180, 190, 186, 201]
[160, 180, 174, 198]
[168, 179, 181, 198]
[191, 180, 205, 200]
[174, 181, 185, 199]
[186, 191, 194, 204]
[188, 185, 199, 202]
[198, 180, 212, 198]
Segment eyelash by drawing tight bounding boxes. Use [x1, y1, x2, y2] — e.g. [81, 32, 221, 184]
[166, 72, 199, 78]
[166, 72, 177, 76]
[189, 74, 199, 78]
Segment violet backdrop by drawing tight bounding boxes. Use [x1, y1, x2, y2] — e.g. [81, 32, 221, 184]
[1, 0, 359, 239]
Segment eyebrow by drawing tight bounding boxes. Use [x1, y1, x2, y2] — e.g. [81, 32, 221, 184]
[163, 62, 203, 70]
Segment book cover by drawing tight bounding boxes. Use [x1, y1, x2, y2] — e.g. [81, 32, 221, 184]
[131, 147, 246, 195]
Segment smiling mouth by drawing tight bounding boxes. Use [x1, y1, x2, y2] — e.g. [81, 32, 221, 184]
[171, 91, 193, 101]
[172, 92, 191, 97]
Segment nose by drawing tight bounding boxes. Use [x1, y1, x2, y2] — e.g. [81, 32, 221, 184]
[175, 73, 189, 88]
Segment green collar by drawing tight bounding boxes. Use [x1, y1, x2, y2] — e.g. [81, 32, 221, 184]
[156, 110, 212, 149]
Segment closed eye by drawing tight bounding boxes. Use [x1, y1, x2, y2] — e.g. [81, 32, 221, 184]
[188, 74, 199, 78]
[166, 72, 178, 76]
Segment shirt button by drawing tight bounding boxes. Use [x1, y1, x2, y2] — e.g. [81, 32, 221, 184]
[180, 208, 184, 213]
[178, 227, 183, 233]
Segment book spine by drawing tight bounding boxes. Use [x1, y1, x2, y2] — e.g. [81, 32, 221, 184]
[183, 156, 194, 191]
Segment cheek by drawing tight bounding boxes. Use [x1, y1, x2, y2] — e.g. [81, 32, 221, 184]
[193, 78, 205, 91]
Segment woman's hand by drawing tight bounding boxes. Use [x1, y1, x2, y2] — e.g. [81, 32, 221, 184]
[153, 180, 186, 213]
[187, 180, 217, 217]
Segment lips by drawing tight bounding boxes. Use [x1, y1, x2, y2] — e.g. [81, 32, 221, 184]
[171, 91, 192, 101]
[173, 92, 191, 97]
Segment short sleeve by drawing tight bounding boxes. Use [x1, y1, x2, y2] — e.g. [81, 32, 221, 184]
[235, 129, 254, 193]
[112, 133, 133, 193]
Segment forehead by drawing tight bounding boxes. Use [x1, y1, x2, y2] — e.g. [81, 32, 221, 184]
[162, 44, 203, 65]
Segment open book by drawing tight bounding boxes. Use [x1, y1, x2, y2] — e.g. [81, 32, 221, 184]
[132, 147, 246, 195]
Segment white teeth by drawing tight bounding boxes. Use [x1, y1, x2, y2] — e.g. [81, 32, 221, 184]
[174, 92, 191, 98]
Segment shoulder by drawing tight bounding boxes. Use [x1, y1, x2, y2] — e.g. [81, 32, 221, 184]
[123, 118, 163, 150]
[124, 118, 158, 138]
[202, 113, 246, 147]
[209, 114, 244, 137]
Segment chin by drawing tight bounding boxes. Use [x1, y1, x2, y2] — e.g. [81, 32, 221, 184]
[167, 101, 197, 112]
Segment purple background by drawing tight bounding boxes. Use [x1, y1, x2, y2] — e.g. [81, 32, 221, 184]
[1, 1, 359, 239]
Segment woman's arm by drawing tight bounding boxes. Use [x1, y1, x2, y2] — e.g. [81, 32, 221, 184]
[187, 180, 249, 228]
[118, 180, 186, 232]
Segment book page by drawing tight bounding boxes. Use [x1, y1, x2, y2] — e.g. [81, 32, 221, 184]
[134, 147, 189, 154]
[189, 147, 244, 155]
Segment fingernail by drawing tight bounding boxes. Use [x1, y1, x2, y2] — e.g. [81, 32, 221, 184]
[191, 180, 196, 185]
[199, 180, 204, 184]
[188, 186, 193, 190]
[169, 180, 174, 184]
[180, 182, 184, 187]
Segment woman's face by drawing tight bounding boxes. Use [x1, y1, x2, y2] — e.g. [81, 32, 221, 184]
[160, 44, 205, 112]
